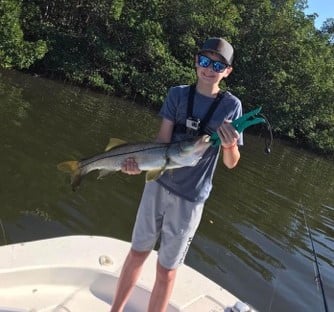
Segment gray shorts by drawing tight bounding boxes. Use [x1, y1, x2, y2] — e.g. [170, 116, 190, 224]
[131, 181, 204, 269]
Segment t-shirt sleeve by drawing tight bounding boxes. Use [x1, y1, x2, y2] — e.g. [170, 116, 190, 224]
[159, 87, 178, 122]
[232, 99, 242, 121]
[231, 98, 244, 146]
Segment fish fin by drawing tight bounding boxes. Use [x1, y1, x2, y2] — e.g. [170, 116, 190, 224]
[57, 160, 79, 173]
[57, 160, 82, 191]
[146, 169, 164, 182]
[105, 138, 128, 151]
[71, 172, 82, 191]
[97, 169, 112, 180]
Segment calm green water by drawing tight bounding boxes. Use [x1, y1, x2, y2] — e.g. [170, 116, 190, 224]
[1, 69, 333, 311]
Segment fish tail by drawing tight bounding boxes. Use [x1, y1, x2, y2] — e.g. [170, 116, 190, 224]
[57, 161, 82, 191]
[57, 160, 79, 173]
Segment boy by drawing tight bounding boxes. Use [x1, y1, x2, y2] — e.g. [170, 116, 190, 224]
[110, 37, 242, 312]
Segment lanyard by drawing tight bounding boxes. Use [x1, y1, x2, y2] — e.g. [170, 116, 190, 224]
[187, 84, 224, 133]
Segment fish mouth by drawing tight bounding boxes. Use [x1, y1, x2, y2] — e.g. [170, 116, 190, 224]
[202, 135, 211, 142]
[195, 134, 211, 146]
[190, 135, 212, 155]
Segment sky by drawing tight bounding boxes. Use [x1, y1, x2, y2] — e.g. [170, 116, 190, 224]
[303, 0, 334, 29]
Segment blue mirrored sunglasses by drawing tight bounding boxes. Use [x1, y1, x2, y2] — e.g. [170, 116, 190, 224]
[197, 54, 228, 73]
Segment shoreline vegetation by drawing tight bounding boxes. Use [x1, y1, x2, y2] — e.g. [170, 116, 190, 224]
[1, 0, 333, 157]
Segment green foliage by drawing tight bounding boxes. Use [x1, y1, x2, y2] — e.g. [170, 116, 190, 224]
[231, 0, 334, 154]
[0, 0, 47, 69]
[321, 18, 334, 43]
[0, 0, 333, 154]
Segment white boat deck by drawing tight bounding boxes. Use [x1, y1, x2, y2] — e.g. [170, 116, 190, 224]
[0, 235, 254, 312]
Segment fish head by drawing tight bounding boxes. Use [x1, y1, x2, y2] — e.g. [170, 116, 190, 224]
[169, 135, 212, 166]
[180, 134, 211, 153]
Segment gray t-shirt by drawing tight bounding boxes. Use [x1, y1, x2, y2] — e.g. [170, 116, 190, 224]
[157, 85, 243, 203]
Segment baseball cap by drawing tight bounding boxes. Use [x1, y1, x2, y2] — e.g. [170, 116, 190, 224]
[199, 37, 234, 66]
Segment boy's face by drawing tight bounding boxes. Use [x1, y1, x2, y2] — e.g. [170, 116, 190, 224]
[195, 51, 233, 85]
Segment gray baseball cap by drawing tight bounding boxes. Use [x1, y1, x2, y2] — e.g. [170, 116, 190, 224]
[199, 37, 234, 66]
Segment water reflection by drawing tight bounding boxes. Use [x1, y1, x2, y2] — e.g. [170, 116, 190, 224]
[0, 69, 333, 311]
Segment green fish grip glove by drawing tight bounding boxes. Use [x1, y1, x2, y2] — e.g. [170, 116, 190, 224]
[210, 107, 266, 147]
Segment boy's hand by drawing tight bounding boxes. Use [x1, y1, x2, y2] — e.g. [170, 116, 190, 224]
[217, 120, 240, 148]
[121, 157, 142, 175]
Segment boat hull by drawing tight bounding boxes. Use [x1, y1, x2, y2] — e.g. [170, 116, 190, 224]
[0, 235, 251, 312]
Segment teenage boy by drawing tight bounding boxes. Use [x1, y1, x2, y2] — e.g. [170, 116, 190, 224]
[110, 37, 242, 312]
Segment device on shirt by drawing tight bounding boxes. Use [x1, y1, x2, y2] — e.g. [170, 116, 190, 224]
[186, 117, 201, 131]
[186, 84, 224, 136]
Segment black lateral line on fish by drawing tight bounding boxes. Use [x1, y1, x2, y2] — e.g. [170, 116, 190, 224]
[80, 145, 167, 166]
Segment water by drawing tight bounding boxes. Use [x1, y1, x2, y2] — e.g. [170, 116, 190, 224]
[1, 69, 333, 311]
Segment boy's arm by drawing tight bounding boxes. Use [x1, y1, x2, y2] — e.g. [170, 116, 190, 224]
[222, 144, 240, 169]
[217, 122, 240, 169]
[155, 118, 174, 143]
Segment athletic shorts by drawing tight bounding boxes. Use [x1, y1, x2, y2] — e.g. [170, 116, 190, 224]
[131, 181, 204, 269]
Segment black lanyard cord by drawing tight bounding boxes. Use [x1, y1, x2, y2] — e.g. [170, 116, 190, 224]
[187, 84, 224, 133]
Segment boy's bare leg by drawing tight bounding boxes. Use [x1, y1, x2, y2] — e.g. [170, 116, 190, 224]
[147, 261, 177, 312]
[110, 249, 150, 312]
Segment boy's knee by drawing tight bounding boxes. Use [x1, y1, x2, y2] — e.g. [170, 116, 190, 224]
[128, 249, 150, 263]
[156, 261, 177, 282]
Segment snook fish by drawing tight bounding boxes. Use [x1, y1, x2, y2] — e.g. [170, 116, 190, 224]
[57, 135, 212, 190]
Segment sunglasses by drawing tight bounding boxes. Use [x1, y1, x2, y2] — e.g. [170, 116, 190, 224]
[197, 54, 228, 73]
